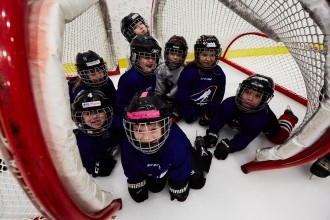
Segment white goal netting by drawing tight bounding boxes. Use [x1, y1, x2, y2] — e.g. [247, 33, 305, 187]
[0, 0, 329, 219]
[62, 0, 118, 77]
[0, 0, 121, 219]
[152, 0, 330, 169]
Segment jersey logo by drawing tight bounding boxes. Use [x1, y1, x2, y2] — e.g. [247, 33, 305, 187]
[190, 86, 217, 106]
[147, 163, 169, 178]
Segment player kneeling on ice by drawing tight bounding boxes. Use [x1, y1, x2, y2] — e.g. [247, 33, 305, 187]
[174, 35, 226, 126]
[71, 90, 120, 177]
[122, 91, 212, 203]
[203, 74, 299, 160]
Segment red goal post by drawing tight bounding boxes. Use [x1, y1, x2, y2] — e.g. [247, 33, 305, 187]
[151, 0, 330, 173]
[0, 0, 121, 219]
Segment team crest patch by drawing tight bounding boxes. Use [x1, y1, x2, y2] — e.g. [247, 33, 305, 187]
[190, 85, 218, 106]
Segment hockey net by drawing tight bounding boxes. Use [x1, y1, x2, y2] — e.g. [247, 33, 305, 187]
[62, 0, 119, 77]
[0, 0, 329, 219]
[0, 0, 121, 219]
[152, 0, 330, 173]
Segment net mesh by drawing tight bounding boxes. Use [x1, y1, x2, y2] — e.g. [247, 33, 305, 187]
[1, 1, 117, 219]
[152, 0, 326, 134]
[62, 1, 117, 77]
[0, 0, 328, 218]
[0, 142, 41, 219]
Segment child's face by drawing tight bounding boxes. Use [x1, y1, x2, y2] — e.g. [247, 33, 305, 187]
[240, 88, 263, 109]
[133, 21, 148, 35]
[138, 56, 157, 73]
[167, 51, 183, 63]
[87, 69, 106, 82]
[132, 122, 162, 144]
[198, 50, 216, 68]
[82, 111, 106, 129]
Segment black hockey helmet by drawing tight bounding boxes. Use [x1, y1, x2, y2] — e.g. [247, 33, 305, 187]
[72, 89, 113, 136]
[130, 35, 162, 76]
[194, 35, 221, 71]
[120, 12, 150, 43]
[164, 35, 188, 70]
[75, 50, 108, 87]
[235, 74, 275, 113]
[123, 91, 172, 154]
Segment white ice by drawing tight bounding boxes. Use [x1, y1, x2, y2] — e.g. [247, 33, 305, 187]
[93, 61, 330, 220]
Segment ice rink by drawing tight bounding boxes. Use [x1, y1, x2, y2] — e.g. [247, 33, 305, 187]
[93, 61, 330, 220]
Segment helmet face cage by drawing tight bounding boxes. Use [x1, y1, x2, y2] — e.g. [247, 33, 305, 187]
[164, 36, 188, 70]
[235, 74, 274, 113]
[194, 35, 222, 71]
[130, 36, 162, 76]
[72, 90, 113, 136]
[76, 50, 108, 87]
[123, 117, 171, 154]
[77, 65, 108, 87]
[72, 107, 113, 136]
[123, 91, 172, 154]
[121, 13, 150, 43]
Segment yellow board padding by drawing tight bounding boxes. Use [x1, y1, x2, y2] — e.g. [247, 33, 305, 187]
[224, 46, 289, 58]
[308, 43, 325, 52]
[115, 46, 289, 69]
[63, 62, 78, 77]
[118, 58, 129, 69]
[63, 62, 121, 77]
[65, 44, 324, 72]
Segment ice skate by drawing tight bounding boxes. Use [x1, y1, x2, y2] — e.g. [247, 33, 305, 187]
[310, 156, 330, 178]
[284, 105, 298, 123]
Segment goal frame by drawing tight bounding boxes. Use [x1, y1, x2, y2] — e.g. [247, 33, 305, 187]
[151, 0, 330, 173]
[0, 0, 122, 219]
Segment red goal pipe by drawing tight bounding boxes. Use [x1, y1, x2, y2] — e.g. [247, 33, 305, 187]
[221, 32, 324, 174]
[222, 32, 269, 58]
[220, 32, 307, 107]
[241, 129, 330, 174]
[0, 0, 121, 219]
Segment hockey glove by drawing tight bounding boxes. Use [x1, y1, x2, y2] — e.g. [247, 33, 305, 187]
[214, 138, 234, 160]
[127, 179, 148, 203]
[92, 158, 117, 177]
[194, 136, 212, 172]
[199, 113, 212, 126]
[169, 179, 190, 202]
[164, 99, 182, 123]
[203, 130, 219, 148]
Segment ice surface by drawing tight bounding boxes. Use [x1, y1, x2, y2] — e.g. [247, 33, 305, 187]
[93, 62, 330, 220]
